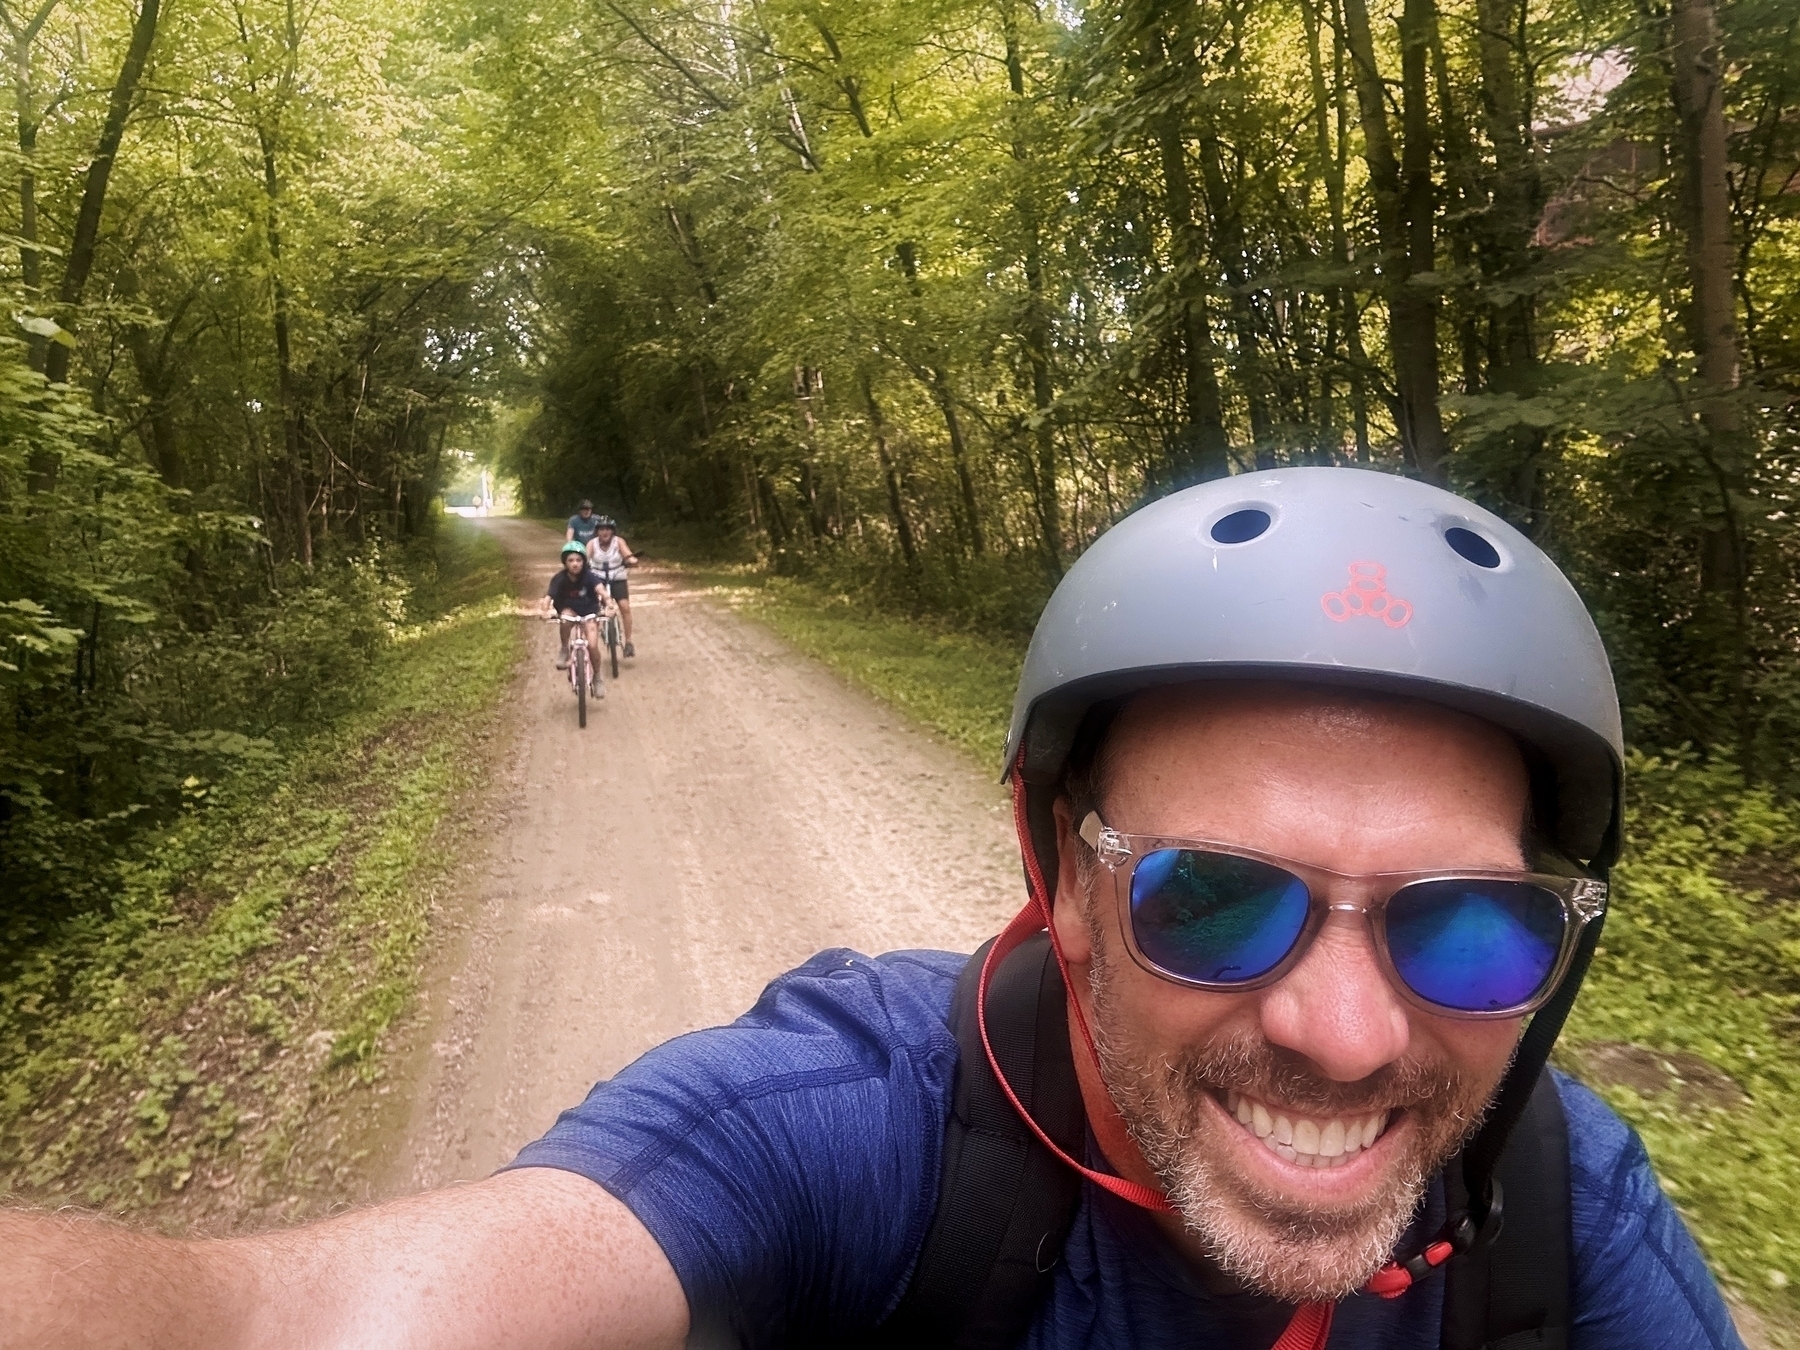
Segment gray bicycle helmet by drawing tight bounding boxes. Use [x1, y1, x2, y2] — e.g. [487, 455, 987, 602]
[1003, 466, 1623, 1222]
[1006, 466, 1621, 863]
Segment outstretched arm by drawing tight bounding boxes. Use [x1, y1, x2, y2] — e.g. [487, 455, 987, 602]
[1, 1168, 688, 1350]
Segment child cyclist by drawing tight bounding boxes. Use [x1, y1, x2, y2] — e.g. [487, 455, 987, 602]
[544, 543, 605, 695]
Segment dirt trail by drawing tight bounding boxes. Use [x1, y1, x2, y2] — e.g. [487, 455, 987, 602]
[389, 518, 1021, 1189]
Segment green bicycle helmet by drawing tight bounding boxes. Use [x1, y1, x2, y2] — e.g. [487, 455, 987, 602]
[560, 541, 586, 559]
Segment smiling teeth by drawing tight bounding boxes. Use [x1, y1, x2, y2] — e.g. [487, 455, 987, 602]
[1225, 1090, 1389, 1169]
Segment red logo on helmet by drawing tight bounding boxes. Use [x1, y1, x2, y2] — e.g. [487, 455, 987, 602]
[1322, 562, 1412, 629]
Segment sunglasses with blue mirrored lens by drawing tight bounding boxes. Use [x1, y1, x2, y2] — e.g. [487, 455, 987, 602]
[1078, 813, 1607, 1019]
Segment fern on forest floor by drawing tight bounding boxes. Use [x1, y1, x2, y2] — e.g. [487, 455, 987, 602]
[687, 562, 1800, 1345]
[0, 519, 520, 1229]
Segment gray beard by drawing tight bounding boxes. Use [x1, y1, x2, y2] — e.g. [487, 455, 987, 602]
[1082, 907, 1499, 1302]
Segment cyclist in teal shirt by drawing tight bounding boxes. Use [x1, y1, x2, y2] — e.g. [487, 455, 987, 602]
[567, 498, 604, 549]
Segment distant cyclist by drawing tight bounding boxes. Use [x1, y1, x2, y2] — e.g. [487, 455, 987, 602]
[584, 516, 639, 658]
[566, 499, 604, 551]
[544, 543, 604, 695]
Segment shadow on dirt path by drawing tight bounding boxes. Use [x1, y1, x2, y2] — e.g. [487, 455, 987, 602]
[383, 518, 1021, 1190]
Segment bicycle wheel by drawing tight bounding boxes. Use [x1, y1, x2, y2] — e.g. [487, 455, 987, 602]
[575, 646, 588, 728]
[608, 619, 621, 679]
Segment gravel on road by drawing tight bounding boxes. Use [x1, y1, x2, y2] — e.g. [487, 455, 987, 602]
[389, 518, 1022, 1189]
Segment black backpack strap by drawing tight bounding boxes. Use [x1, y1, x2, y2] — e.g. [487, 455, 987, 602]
[1440, 1070, 1572, 1350]
[873, 933, 1085, 1350]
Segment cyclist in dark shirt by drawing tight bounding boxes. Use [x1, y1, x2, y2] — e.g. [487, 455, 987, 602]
[544, 543, 603, 680]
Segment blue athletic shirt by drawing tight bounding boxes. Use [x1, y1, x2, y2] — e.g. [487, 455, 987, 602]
[507, 948, 1745, 1350]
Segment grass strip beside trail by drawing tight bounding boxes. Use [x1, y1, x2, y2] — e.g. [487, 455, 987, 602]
[683, 564, 1023, 769]
[0, 519, 520, 1226]
[687, 563, 1800, 1342]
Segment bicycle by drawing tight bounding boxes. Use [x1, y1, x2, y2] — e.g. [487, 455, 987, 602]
[590, 555, 639, 675]
[550, 611, 601, 727]
[598, 594, 624, 680]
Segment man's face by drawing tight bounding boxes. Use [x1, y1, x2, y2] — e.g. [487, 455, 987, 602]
[1051, 685, 1528, 1303]
[579, 506, 593, 518]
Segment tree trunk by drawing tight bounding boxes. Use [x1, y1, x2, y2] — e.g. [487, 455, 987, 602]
[126, 330, 180, 488]
[812, 17, 873, 138]
[1473, 0, 1549, 516]
[754, 456, 791, 552]
[1005, 10, 1062, 576]
[1671, 0, 1742, 504]
[5, 1, 62, 365]
[742, 456, 761, 531]
[1154, 92, 1230, 484]
[1670, 0, 1752, 771]
[1432, 22, 1481, 397]
[793, 365, 827, 541]
[862, 374, 918, 568]
[927, 367, 985, 555]
[44, 0, 160, 387]
[664, 201, 717, 305]
[1398, 0, 1447, 480]
[1342, 0, 1449, 480]
[1671, 0, 1744, 591]
[797, 459, 825, 540]
[1198, 129, 1272, 460]
[893, 238, 986, 555]
[1301, 0, 1343, 460]
[1671, 0, 1739, 402]
[1021, 240, 1062, 573]
[18, 112, 37, 329]
[1304, 0, 1375, 464]
[261, 129, 312, 569]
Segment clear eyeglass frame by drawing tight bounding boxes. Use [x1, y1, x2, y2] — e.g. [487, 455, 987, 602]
[1078, 811, 1608, 1020]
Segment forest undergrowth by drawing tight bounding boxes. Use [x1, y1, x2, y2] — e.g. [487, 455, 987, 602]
[689, 561, 1800, 1344]
[0, 519, 519, 1232]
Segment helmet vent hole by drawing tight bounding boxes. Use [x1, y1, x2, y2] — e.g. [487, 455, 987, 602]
[1445, 527, 1501, 569]
[1211, 509, 1271, 544]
